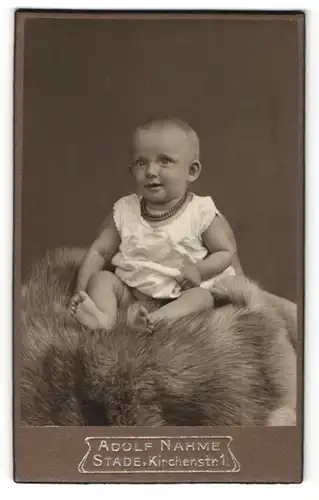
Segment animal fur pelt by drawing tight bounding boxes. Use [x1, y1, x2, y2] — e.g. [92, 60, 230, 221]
[20, 248, 297, 426]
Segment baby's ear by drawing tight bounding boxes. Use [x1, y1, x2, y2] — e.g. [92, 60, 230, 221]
[188, 161, 202, 182]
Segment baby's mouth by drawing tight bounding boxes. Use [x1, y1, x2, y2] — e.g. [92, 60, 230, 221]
[145, 182, 163, 189]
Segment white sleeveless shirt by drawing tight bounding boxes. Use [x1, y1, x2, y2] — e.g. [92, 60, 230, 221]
[111, 193, 235, 299]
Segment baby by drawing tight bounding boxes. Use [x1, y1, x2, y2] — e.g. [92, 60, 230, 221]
[69, 117, 236, 332]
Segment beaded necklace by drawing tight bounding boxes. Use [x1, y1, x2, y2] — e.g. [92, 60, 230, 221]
[140, 191, 188, 222]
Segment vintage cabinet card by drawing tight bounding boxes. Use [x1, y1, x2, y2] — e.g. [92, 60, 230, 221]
[14, 10, 304, 483]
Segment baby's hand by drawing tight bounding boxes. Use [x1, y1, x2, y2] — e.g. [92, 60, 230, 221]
[176, 256, 202, 290]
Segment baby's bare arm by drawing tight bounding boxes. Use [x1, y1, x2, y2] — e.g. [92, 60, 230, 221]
[196, 216, 235, 281]
[75, 213, 120, 293]
[216, 213, 244, 275]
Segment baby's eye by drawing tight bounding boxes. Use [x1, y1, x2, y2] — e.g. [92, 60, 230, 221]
[134, 159, 147, 168]
[159, 157, 172, 166]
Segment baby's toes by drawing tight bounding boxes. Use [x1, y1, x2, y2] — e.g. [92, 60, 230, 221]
[139, 305, 150, 319]
[69, 298, 81, 312]
[148, 314, 154, 324]
[145, 321, 154, 334]
[69, 294, 81, 307]
[146, 315, 155, 329]
[69, 305, 77, 315]
[69, 300, 78, 310]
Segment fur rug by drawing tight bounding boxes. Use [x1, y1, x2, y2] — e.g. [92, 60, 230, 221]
[20, 248, 297, 426]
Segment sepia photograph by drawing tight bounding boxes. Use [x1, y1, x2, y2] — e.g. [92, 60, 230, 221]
[14, 10, 304, 482]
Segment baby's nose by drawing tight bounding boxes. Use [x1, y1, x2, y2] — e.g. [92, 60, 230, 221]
[145, 162, 158, 176]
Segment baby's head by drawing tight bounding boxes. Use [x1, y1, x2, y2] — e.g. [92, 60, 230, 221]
[129, 117, 201, 204]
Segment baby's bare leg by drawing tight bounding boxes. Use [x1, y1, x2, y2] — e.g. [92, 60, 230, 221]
[70, 271, 132, 330]
[149, 288, 214, 325]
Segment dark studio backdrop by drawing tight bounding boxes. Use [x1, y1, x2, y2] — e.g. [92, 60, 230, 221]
[20, 15, 304, 302]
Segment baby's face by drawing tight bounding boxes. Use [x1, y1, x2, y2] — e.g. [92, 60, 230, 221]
[130, 125, 199, 204]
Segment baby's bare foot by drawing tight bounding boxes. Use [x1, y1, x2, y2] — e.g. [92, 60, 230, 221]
[70, 291, 113, 330]
[126, 303, 154, 333]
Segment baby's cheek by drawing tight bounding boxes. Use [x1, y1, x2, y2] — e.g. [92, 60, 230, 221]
[131, 170, 144, 183]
